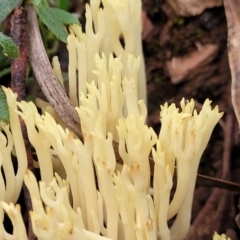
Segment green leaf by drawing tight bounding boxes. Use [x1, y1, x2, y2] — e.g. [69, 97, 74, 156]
[0, 32, 19, 58]
[37, 5, 68, 43]
[55, 0, 69, 11]
[51, 8, 79, 25]
[0, 87, 9, 123]
[0, 0, 22, 23]
[32, 0, 42, 7]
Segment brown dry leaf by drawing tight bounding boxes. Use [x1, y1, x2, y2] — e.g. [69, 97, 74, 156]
[142, 11, 154, 40]
[166, 44, 218, 84]
[166, 0, 222, 16]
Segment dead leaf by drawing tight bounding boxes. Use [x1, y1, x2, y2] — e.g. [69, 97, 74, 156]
[166, 44, 218, 84]
[166, 0, 222, 16]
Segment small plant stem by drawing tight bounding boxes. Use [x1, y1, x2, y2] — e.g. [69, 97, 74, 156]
[10, 7, 36, 240]
[10, 7, 28, 101]
[26, 3, 81, 137]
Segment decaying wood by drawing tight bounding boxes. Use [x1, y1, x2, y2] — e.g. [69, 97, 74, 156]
[223, 0, 240, 127]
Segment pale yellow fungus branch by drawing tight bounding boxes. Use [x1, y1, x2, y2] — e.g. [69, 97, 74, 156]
[66, 0, 146, 106]
[39, 113, 81, 210]
[85, 4, 105, 83]
[121, 164, 157, 239]
[24, 170, 111, 240]
[71, 138, 98, 232]
[0, 124, 15, 203]
[113, 172, 136, 240]
[0, 86, 223, 239]
[100, 0, 122, 56]
[167, 109, 195, 220]
[77, 53, 125, 141]
[3, 87, 28, 203]
[17, 101, 54, 185]
[122, 55, 141, 115]
[170, 99, 223, 240]
[93, 131, 118, 239]
[152, 140, 172, 240]
[52, 56, 64, 88]
[117, 114, 157, 192]
[0, 202, 28, 240]
[213, 232, 231, 240]
[101, 0, 146, 103]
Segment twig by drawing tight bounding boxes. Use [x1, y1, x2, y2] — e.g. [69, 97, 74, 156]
[192, 173, 240, 191]
[26, 3, 81, 137]
[221, 105, 234, 180]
